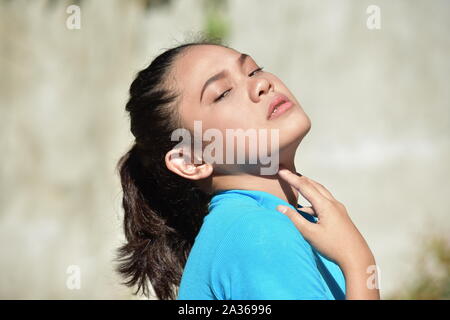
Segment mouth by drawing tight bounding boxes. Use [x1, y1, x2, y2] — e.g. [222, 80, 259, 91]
[267, 94, 294, 120]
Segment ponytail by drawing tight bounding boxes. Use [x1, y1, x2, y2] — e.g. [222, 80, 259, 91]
[115, 39, 221, 299]
[116, 141, 211, 300]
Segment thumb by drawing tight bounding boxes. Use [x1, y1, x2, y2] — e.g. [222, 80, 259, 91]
[276, 205, 314, 235]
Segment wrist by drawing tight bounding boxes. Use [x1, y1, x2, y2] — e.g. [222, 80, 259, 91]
[339, 251, 376, 275]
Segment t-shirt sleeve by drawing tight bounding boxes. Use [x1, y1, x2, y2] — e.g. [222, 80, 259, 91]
[210, 209, 330, 300]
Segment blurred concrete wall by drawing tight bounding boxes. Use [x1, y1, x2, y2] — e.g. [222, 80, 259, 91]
[0, 0, 448, 299]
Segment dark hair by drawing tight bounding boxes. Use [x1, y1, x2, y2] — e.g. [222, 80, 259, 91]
[115, 37, 226, 300]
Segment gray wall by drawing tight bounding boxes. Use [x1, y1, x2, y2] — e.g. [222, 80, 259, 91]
[0, 0, 448, 299]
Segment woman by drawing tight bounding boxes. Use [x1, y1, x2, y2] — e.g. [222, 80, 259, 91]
[115, 38, 380, 300]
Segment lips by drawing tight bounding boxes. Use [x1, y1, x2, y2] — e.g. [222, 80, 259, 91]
[267, 94, 292, 120]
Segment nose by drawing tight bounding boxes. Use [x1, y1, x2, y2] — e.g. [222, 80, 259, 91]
[250, 77, 273, 103]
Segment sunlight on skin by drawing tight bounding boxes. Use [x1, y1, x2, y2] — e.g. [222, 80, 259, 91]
[166, 44, 311, 207]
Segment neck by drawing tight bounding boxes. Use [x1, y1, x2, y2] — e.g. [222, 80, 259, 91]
[211, 158, 300, 208]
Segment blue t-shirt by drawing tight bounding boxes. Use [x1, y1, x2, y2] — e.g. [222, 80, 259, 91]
[177, 189, 346, 300]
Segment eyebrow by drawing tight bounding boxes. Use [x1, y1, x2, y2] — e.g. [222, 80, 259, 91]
[200, 53, 250, 102]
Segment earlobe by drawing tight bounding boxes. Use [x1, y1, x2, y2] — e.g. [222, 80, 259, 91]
[165, 148, 213, 180]
[194, 162, 214, 180]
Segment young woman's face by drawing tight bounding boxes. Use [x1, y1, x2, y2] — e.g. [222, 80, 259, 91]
[172, 44, 311, 171]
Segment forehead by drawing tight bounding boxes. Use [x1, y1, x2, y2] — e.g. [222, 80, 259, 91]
[173, 45, 241, 91]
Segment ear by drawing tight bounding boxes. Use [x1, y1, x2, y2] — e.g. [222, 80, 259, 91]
[165, 147, 213, 180]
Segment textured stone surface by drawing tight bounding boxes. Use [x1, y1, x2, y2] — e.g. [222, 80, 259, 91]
[0, 0, 448, 299]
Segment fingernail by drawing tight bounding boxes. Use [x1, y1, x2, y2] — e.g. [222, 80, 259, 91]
[277, 205, 288, 214]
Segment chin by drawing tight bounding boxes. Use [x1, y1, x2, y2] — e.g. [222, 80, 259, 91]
[281, 113, 311, 147]
[284, 109, 311, 134]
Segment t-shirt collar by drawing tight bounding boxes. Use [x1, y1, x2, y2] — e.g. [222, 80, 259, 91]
[210, 189, 303, 212]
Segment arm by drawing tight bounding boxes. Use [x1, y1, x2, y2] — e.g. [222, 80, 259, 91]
[340, 251, 380, 299]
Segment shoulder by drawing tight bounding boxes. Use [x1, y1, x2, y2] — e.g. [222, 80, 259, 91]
[209, 205, 327, 299]
[213, 205, 314, 262]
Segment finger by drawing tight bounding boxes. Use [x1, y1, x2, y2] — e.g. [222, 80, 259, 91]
[304, 178, 336, 202]
[276, 205, 316, 235]
[286, 167, 335, 202]
[279, 165, 336, 202]
[278, 168, 330, 213]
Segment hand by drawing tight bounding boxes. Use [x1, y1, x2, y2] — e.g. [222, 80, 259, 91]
[276, 167, 374, 272]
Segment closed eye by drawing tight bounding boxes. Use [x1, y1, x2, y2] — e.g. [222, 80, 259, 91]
[213, 67, 265, 103]
[249, 66, 264, 77]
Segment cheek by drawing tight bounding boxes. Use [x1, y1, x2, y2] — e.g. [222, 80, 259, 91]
[179, 100, 201, 131]
[205, 106, 245, 131]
